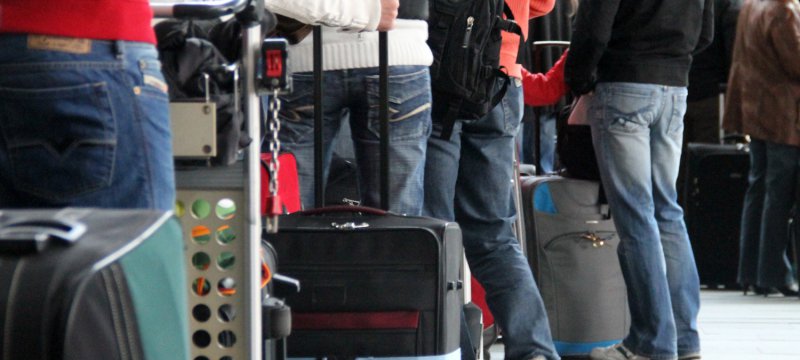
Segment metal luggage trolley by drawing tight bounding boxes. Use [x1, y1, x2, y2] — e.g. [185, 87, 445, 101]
[151, 1, 269, 359]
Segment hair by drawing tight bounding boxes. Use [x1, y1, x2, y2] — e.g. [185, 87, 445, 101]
[567, 0, 579, 17]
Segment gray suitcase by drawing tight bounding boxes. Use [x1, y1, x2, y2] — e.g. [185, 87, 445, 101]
[520, 175, 630, 356]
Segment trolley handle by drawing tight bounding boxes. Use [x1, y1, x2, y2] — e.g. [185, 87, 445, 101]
[151, 0, 250, 19]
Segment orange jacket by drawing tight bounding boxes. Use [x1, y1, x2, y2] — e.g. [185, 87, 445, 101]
[500, 0, 556, 79]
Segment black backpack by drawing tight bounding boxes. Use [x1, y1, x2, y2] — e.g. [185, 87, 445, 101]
[427, 0, 523, 139]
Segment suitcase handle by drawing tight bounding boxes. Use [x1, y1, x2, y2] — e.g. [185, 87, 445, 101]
[0, 218, 87, 254]
[299, 205, 388, 216]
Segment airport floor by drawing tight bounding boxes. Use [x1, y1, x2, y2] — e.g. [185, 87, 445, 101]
[488, 290, 800, 360]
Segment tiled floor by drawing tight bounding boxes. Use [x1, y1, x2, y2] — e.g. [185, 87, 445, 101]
[488, 290, 800, 360]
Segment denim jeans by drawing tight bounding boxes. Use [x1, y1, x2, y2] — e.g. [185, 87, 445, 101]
[0, 35, 175, 211]
[588, 83, 700, 360]
[267, 66, 431, 215]
[424, 83, 559, 360]
[519, 111, 557, 172]
[738, 138, 799, 288]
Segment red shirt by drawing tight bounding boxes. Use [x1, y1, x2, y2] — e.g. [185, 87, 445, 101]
[521, 51, 569, 107]
[0, 0, 156, 44]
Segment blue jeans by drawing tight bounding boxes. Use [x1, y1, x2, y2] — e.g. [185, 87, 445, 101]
[0, 35, 175, 211]
[519, 111, 557, 171]
[424, 83, 559, 360]
[738, 138, 799, 287]
[267, 66, 431, 215]
[589, 83, 700, 360]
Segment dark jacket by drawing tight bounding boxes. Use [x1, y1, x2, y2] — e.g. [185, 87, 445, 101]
[564, 0, 715, 95]
[688, 0, 742, 101]
[723, 0, 800, 147]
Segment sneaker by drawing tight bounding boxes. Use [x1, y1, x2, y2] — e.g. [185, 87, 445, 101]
[589, 343, 651, 360]
[528, 356, 546, 360]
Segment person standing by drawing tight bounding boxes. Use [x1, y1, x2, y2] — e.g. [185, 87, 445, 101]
[266, 0, 432, 215]
[0, 0, 175, 211]
[724, 0, 800, 297]
[564, 0, 713, 359]
[685, 0, 742, 145]
[423, 1, 562, 359]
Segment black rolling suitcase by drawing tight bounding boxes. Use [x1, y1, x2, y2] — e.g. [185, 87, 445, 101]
[520, 175, 630, 356]
[0, 208, 189, 360]
[683, 142, 749, 288]
[790, 177, 800, 299]
[265, 29, 463, 359]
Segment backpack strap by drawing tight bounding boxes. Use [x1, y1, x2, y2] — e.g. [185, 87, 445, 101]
[439, 98, 463, 140]
[438, 70, 511, 141]
[500, 3, 525, 64]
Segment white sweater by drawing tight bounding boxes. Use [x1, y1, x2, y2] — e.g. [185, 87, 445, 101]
[265, 0, 384, 32]
[287, 20, 433, 73]
[264, 0, 432, 73]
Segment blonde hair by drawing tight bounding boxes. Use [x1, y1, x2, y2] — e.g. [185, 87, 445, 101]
[567, 0, 579, 17]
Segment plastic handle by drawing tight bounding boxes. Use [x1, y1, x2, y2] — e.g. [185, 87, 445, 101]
[299, 205, 388, 216]
[151, 0, 249, 19]
[0, 218, 87, 254]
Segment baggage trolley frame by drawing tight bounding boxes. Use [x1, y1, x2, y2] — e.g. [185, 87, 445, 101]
[152, 1, 263, 359]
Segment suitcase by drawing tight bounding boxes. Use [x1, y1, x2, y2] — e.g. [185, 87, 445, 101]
[0, 208, 189, 360]
[683, 142, 749, 288]
[325, 154, 361, 206]
[520, 175, 630, 356]
[790, 178, 800, 299]
[261, 152, 302, 214]
[265, 29, 463, 358]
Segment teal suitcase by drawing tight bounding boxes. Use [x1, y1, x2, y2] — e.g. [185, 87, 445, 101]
[0, 208, 189, 360]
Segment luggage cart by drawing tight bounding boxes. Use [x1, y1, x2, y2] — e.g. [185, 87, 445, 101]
[151, 1, 266, 359]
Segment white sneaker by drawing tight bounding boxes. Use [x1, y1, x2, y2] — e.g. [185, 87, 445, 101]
[589, 343, 651, 360]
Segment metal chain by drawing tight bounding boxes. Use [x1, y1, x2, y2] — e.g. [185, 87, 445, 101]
[268, 89, 282, 198]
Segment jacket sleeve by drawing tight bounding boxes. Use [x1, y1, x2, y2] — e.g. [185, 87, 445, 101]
[266, 0, 382, 32]
[564, 0, 621, 95]
[693, 0, 716, 54]
[770, 2, 800, 81]
[529, 0, 556, 19]
[521, 51, 570, 107]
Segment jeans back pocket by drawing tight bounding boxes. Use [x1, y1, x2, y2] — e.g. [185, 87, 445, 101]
[0, 82, 117, 201]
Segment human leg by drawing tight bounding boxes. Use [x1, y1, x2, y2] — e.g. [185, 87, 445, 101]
[589, 82, 677, 359]
[350, 66, 431, 215]
[650, 86, 700, 358]
[757, 140, 800, 288]
[738, 138, 767, 287]
[448, 84, 557, 360]
[0, 36, 174, 210]
[272, 71, 346, 209]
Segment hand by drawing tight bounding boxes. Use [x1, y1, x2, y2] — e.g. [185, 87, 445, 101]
[377, 0, 399, 31]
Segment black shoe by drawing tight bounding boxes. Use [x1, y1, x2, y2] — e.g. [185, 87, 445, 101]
[761, 286, 798, 297]
[742, 284, 771, 296]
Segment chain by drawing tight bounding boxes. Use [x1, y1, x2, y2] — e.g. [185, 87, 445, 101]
[268, 88, 282, 197]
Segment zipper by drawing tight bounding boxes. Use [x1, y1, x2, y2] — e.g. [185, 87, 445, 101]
[462, 16, 474, 48]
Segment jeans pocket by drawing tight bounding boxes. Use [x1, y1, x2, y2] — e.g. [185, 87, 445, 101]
[276, 73, 315, 144]
[0, 82, 117, 200]
[366, 67, 432, 141]
[136, 57, 170, 99]
[668, 92, 688, 135]
[603, 86, 654, 134]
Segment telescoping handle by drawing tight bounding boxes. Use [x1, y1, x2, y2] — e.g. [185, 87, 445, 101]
[151, 0, 250, 19]
[531, 41, 570, 175]
[312, 29, 391, 210]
